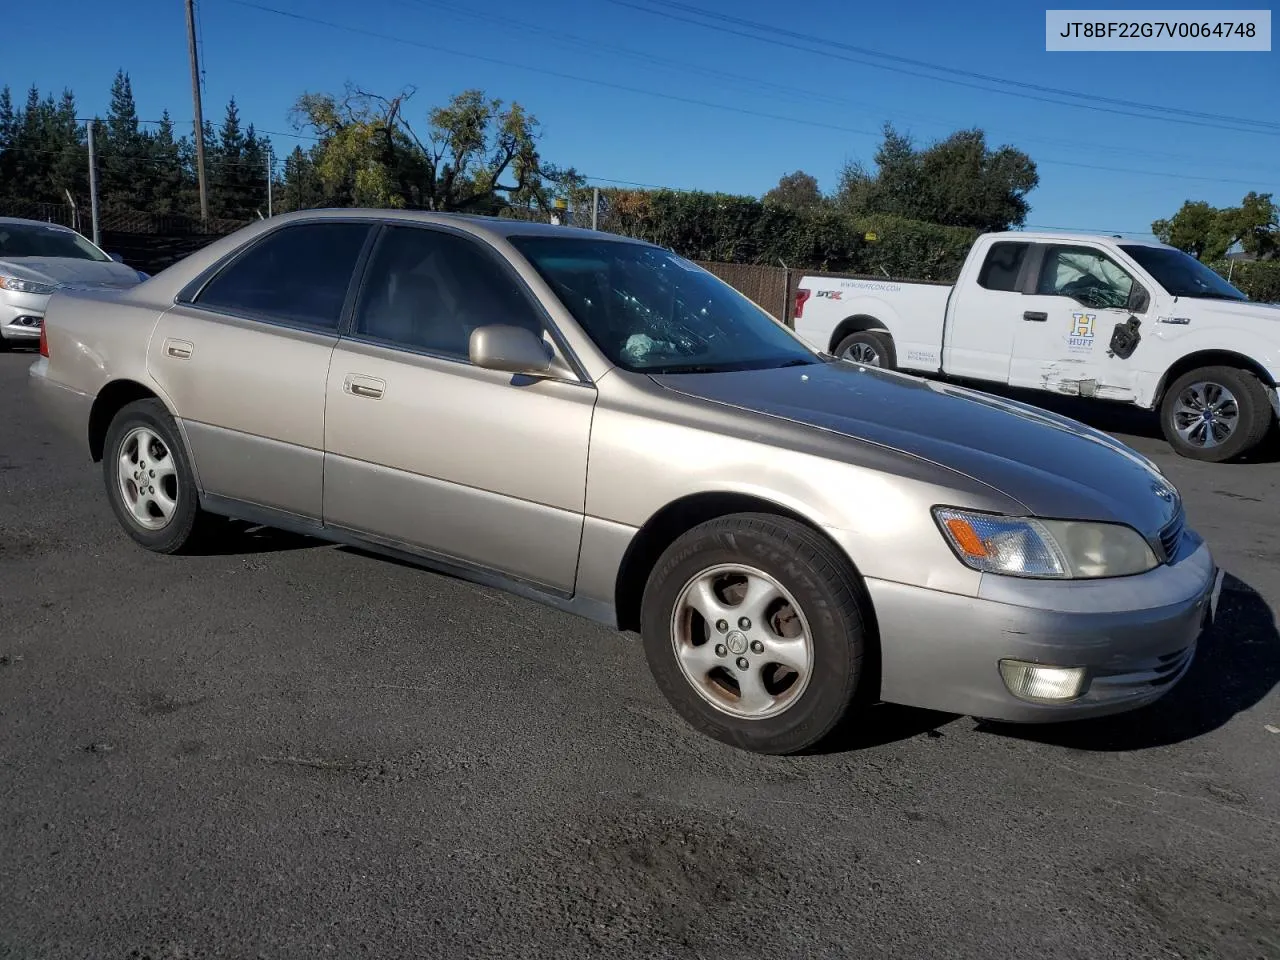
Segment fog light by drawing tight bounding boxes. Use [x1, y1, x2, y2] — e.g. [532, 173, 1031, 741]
[998, 660, 1087, 701]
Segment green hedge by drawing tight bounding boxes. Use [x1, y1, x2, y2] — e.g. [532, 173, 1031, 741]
[580, 186, 1278, 301]
[581, 187, 975, 279]
[1205, 259, 1280, 303]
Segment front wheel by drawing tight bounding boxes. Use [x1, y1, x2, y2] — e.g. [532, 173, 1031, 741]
[1159, 365, 1274, 462]
[639, 513, 869, 755]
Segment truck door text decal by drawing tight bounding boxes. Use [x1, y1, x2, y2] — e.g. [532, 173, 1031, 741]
[1067, 313, 1096, 354]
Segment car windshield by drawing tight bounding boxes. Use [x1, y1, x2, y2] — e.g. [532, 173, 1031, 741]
[1119, 244, 1248, 302]
[0, 222, 110, 262]
[509, 236, 821, 374]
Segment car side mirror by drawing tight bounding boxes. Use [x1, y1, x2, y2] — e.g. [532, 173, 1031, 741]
[109, 253, 125, 263]
[1127, 285, 1150, 313]
[469, 324, 553, 375]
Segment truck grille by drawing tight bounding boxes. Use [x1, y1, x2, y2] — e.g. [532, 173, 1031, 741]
[1158, 507, 1186, 564]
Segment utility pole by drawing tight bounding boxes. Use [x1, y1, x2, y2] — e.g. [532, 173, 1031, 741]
[185, 0, 209, 224]
[591, 186, 599, 231]
[265, 145, 273, 217]
[86, 121, 101, 246]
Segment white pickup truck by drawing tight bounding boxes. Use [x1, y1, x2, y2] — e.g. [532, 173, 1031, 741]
[792, 231, 1280, 462]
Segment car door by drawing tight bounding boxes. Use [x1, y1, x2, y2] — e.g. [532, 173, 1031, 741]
[152, 219, 375, 519]
[941, 239, 1032, 384]
[322, 223, 596, 593]
[1009, 243, 1147, 400]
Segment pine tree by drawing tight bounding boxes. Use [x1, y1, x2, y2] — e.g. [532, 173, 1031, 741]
[0, 87, 16, 202]
[103, 69, 149, 211]
[151, 110, 189, 214]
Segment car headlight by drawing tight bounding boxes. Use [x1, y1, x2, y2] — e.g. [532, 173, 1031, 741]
[933, 507, 1158, 579]
[0, 275, 59, 295]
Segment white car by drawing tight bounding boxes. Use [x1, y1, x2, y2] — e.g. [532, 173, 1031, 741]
[793, 231, 1280, 462]
[0, 217, 146, 350]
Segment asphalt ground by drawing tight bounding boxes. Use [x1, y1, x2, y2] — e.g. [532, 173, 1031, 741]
[2, 345, 1278, 960]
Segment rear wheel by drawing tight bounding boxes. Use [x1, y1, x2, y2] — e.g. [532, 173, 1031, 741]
[102, 398, 215, 553]
[1159, 365, 1273, 462]
[834, 329, 895, 369]
[640, 513, 868, 755]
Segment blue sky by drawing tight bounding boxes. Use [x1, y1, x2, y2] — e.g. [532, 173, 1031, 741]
[7, 0, 1278, 238]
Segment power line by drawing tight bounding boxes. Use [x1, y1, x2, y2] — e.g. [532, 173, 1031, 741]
[393, 0, 1278, 175]
[222, 0, 1276, 189]
[608, 0, 1280, 137]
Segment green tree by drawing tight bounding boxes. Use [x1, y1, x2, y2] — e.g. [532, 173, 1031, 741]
[1152, 200, 1230, 260]
[1154, 193, 1279, 261]
[837, 123, 1038, 231]
[101, 70, 156, 212]
[149, 110, 190, 214]
[290, 85, 580, 213]
[1224, 192, 1279, 260]
[763, 170, 823, 210]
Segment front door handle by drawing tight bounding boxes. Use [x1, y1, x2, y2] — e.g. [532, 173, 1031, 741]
[344, 374, 385, 400]
[164, 338, 194, 359]
[1022, 311, 1048, 322]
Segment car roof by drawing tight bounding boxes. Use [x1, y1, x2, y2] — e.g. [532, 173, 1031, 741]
[265, 207, 653, 246]
[982, 229, 1172, 249]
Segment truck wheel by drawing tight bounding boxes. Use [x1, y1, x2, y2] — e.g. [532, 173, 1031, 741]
[834, 329, 895, 369]
[639, 513, 868, 755]
[1160, 365, 1273, 463]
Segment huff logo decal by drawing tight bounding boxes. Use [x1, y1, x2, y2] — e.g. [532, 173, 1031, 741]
[1067, 312, 1096, 353]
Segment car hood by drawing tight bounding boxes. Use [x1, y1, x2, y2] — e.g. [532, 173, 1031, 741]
[1190, 297, 1280, 318]
[0, 256, 142, 290]
[650, 360, 1180, 536]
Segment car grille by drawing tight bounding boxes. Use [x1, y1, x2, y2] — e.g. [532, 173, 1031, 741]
[1157, 506, 1186, 563]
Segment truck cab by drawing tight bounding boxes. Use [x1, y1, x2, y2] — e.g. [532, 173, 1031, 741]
[794, 231, 1280, 462]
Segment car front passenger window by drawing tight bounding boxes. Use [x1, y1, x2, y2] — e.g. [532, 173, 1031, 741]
[1038, 246, 1135, 310]
[354, 226, 546, 360]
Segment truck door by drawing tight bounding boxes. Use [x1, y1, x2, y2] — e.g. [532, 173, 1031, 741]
[1010, 244, 1146, 402]
[942, 239, 1032, 384]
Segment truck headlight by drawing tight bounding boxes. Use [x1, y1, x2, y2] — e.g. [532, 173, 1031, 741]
[0, 275, 59, 295]
[933, 507, 1158, 579]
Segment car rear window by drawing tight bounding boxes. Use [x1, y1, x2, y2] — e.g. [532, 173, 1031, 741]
[194, 221, 372, 331]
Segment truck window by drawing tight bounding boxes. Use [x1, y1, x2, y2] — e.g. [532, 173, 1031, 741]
[1036, 245, 1135, 310]
[976, 242, 1029, 292]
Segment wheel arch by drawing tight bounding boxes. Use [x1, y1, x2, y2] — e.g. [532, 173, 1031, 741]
[828, 314, 892, 355]
[88, 379, 171, 462]
[612, 490, 881, 698]
[1155, 350, 1278, 410]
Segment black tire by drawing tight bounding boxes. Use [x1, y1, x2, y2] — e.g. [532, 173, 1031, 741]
[833, 329, 896, 369]
[102, 398, 214, 553]
[1159, 365, 1273, 463]
[640, 513, 869, 755]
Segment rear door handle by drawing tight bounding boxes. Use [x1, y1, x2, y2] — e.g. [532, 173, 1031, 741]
[343, 374, 385, 400]
[1022, 311, 1048, 322]
[164, 338, 194, 359]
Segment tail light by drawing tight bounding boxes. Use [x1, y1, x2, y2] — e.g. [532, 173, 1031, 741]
[39, 322, 48, 357]
[793, 287, 811, 320]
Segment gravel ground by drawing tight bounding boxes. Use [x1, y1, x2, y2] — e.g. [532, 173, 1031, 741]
[2, 347, 1278, 960]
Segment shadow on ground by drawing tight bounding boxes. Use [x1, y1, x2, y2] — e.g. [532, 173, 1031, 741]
[978, 572, 1280, 751]
[187, 520, 323, 556]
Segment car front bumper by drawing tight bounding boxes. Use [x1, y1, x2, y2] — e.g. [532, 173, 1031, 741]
[1, 291, 48, 341]
[864, 534, 1219, 722]
[28, 357, 93, 450]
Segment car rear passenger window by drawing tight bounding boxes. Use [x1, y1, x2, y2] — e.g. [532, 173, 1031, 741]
[352, 226, 544, 360]
[977, 242, 1029, 292]
[194, 222, 372, 331]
